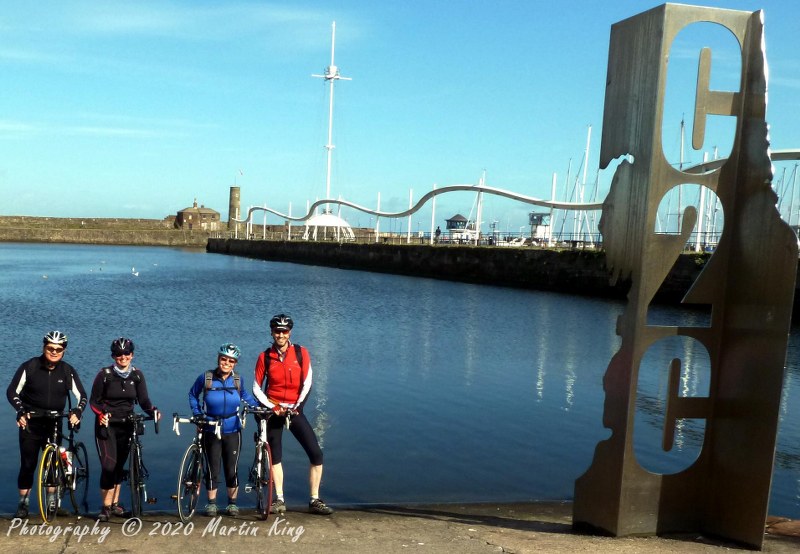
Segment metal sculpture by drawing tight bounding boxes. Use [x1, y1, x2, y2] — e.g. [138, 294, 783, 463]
[573, 4, 797, 549]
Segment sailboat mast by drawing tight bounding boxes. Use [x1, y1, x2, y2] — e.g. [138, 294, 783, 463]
[695, 151, 708, 252]
[580, 124, 592, 243]
[476, 171, 485, 246]
[678, 116, 685, 232]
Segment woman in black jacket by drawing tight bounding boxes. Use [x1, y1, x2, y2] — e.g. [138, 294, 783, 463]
[89, 337, 159, 522]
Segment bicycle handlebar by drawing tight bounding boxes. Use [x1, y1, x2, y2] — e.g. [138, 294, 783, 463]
[26, 409, 67, 419]
[125, 411, 160, 434]
[243, 405, 272, 416]
[25, 409, 80, 431]
[243, 405, 297, 417]
[172, 413, 222, 439]
[243, 404, 297, 431]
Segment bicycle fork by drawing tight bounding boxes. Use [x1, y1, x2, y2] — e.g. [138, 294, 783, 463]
[128, 444, 155, 504]
[245, 449, 263, 493]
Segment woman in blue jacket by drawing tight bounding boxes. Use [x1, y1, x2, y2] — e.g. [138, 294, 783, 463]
[188, 343, 259, 516]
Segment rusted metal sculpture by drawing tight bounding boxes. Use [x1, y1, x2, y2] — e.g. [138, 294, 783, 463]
[573, 4, 797, 549]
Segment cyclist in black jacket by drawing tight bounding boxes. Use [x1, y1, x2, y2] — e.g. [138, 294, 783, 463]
[90, 337, 160, 521]
[6, 331, 87, 519]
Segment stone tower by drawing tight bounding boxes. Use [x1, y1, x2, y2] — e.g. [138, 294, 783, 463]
[228, 186, 240, 231]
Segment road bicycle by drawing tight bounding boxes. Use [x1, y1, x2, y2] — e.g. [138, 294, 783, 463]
[121, 411, 159, 517]
[242, 405, 277, 520]
[172, 413, 221, 522]
[30, 410, 90, 523]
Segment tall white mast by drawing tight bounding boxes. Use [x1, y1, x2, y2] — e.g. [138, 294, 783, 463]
[678, 115, 685, 232]
[579, 124, 591, 243]
[312, 21, 351, 213]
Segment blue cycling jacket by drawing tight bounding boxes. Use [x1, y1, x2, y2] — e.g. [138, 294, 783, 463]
[188, 369, 259, 435]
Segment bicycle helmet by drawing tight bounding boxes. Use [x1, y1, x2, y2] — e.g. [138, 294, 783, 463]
[110, 337, 135, 356]
[269, 314, 294, 331]
[218, 343, 241, 360]
[43, 330, 68, 348]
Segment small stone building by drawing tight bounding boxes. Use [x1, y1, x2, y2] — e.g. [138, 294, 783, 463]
[175, 199, 221, 231]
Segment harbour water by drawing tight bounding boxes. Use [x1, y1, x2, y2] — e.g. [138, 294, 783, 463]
[0, 242, 798, 518]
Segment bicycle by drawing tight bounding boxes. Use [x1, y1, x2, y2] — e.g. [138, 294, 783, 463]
[171, 413, 221, 522]
[242, 405, 277, 520]
[30, 409, 90, 523]
[120, 411, 159, 517]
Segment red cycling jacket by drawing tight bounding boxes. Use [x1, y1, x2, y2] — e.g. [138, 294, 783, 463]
[253, 342, 312, 410]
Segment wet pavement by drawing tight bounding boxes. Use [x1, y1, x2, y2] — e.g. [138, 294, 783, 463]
[1, 502, 799, 553]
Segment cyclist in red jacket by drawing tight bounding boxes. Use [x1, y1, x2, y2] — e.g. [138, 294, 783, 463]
[252, 314, 333, 516]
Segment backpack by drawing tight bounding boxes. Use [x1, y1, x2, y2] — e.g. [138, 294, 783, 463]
[204, 370, 241, 393]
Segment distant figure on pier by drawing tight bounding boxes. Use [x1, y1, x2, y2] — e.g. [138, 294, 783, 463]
[435, 226, 441, 243]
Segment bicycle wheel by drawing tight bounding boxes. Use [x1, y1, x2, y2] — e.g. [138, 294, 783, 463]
[129, 446, 145, 517]
[257, 444, 273, 521]
[37, 445, 63, 524]
[176, 444, 203, 522]
[68, 442, 90, 515]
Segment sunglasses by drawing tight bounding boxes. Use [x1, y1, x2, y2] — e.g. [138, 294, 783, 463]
[272, 329, 291, 335]
[113, 351, 133, 357]
[219, 356, 237, 365]
[45, 346, 65, 354]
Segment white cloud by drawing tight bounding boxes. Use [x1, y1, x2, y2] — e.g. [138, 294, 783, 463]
[0, 48, 64, 64]
[0, 116, 203, 140]
[0, 120, 38, 139]
[68, 2, 331, 41]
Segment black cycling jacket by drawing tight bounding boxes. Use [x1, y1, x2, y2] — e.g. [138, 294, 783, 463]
[6, 355, 88, 416]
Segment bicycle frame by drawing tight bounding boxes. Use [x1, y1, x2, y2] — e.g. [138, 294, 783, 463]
[243, 406, 274, 520]
[172, 413, 221, 522]
[28, 410, 89, 522]
[122, 412, 159, 517]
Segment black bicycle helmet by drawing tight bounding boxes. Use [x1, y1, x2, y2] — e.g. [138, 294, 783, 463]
[269, 314, 294, 331]
[110, 337, 135, 356]
[43, 330, 68, 348]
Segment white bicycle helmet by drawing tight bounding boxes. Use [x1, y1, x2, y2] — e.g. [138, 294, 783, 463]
[43, 330, 68, 347]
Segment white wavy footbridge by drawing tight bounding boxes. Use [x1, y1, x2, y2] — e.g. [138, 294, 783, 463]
[233, 149, 800, 225]
[233, 183, 603, 225]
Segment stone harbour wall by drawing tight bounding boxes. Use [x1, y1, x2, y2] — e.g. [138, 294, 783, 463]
[0, 216, 209, 247]
[207, 238, 712, 303]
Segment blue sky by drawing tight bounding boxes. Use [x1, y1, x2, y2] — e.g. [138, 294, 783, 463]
[1, 1, 798, 233]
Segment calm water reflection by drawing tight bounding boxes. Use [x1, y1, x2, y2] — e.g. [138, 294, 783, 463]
[0, 242, 798, 517]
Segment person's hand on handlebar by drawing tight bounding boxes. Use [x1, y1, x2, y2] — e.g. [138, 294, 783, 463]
[16, 411, 29, 429]
[273, 405, 296, 415]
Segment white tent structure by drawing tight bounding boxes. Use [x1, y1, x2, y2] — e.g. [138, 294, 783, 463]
[303, 211, 355, 241]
